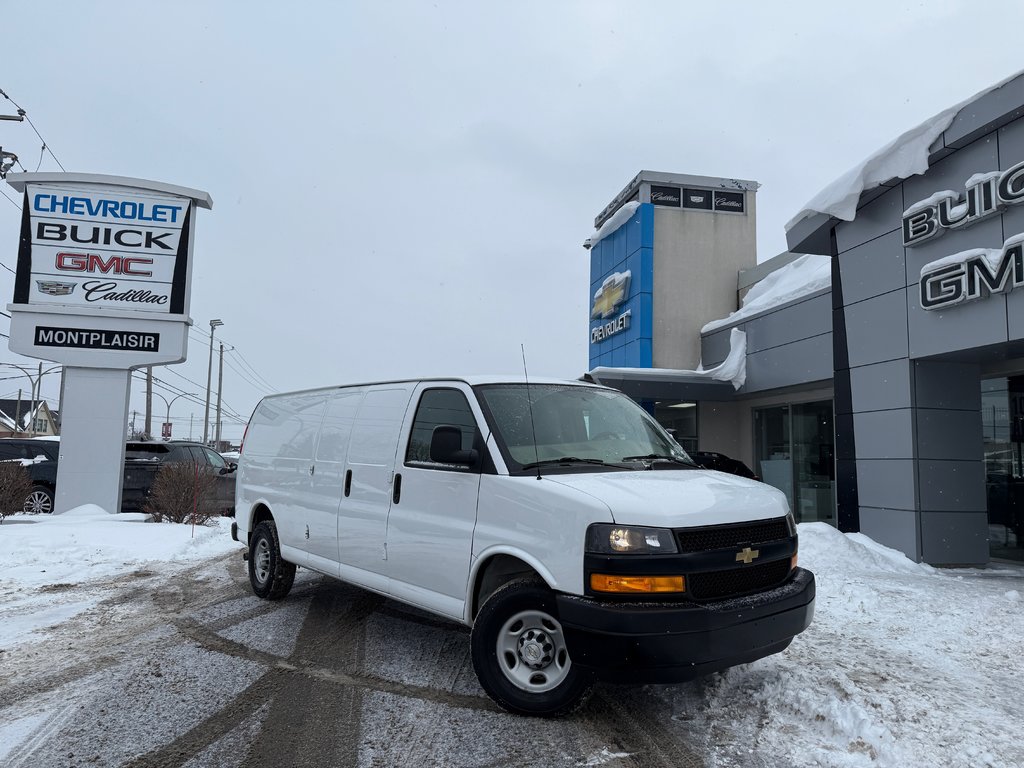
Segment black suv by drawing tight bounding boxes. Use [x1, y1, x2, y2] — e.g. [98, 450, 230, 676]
[0, 438, 236, 515]
[0, 438, 60, 513]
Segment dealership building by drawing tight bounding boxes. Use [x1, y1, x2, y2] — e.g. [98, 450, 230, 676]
[584, 73, 1024, 566]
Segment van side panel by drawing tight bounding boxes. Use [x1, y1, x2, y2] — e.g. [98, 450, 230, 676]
[306, 389, 364, 565]
[238, 390, 332, 562]
[472, 474, 613, 597]
[339, 385, 416, 577]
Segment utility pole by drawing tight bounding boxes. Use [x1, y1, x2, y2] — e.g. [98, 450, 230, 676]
[215, 342, 224, 448]
[145, 366, 153, 439]
[203, 318, 223, 445]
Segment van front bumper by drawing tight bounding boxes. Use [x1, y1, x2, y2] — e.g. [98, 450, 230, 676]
[555, 567, 815, 683]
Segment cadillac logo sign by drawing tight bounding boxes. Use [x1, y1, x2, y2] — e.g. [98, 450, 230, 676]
[36, 280, 76, 296]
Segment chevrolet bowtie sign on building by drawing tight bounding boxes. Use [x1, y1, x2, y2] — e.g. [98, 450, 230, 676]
[5, 173, 212, 515]
[590, 270, 632, 344]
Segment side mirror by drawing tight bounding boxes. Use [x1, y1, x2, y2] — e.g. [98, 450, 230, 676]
[430, 425, 478, 466]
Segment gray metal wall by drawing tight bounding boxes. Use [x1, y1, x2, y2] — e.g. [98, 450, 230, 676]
[700, 288, 833, 394]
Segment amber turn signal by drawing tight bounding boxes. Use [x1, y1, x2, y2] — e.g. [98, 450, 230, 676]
[590, 574, 685, 593]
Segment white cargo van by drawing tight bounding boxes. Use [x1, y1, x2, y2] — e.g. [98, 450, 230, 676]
[232, 377, 815, 716]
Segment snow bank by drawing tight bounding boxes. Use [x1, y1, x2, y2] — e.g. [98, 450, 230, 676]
[786, 69, 1024, 230]
[0, 513, 239, 590]
[672, 523, 1024, 768]
[702, 254, 831, 333]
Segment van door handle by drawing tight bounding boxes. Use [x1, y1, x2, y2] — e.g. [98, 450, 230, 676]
[392, 473, 402, 504]
[344, 469, 352, 497]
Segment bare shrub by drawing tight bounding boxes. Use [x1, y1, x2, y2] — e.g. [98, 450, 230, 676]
[143, 462, 219, 525]
[0, 463, 34, 520]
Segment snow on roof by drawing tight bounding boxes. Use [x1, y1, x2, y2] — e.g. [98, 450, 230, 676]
[702, 254, 832, 334]
[584, 200, 640, 250]
[592, 328, 748, 390]
[786, 69, 1024, 231]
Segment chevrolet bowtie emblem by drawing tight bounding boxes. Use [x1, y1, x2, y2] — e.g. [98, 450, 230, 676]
[736, 547, 760, 565]
[591, 270, 631, 319]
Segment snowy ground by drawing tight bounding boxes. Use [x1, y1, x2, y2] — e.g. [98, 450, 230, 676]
[0, 509, 1022, 767]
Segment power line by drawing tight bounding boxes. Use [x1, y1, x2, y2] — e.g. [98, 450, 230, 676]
[1, 186, 20, 210]
[0, 87, 66, 172]
[227, 347, 278, 392]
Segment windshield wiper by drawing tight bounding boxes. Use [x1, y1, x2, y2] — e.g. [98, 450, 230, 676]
[520, 456, 610, 470]
[621, 453, 697, 467]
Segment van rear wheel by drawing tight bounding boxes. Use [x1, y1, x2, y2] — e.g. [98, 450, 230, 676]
[471, 578, 592, 717]
[248, 521, 295, 600]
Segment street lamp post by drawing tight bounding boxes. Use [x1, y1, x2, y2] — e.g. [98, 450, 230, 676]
[1, 363, 62, 436]
[151, 391, 196, 440]
[203, 319, 223, 445]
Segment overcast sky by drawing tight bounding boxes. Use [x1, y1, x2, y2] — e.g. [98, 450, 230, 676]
[3, 1, 1024, 442]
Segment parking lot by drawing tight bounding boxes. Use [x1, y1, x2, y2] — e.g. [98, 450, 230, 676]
[0, 552, 725, 768]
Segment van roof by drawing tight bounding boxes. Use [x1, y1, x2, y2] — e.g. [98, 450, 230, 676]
[262, 375, 605, 398]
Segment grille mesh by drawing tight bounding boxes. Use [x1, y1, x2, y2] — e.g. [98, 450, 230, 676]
[687, 558, 792, 600]
[675, 518, 789, 553]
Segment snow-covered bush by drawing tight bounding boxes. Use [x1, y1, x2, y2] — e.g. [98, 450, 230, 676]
[0, 463, 33, 520]
[143, 463, 219, 525]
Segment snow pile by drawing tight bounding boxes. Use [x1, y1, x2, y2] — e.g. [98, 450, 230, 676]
[667, 523, 1024, 767]
[787, 69, 1024, 230]
[702, 254, 831, 333]
[0, 506, 239, 651]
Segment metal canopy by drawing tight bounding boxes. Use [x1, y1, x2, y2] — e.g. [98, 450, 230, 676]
[587, 367, 738, 401]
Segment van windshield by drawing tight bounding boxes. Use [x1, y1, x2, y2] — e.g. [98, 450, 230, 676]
[474, 383, 694, 474]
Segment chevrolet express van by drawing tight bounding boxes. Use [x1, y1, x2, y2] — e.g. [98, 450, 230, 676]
[233, 377, 815, 716]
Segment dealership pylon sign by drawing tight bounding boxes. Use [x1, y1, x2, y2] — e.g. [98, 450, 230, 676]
[5, 173, 212, 514]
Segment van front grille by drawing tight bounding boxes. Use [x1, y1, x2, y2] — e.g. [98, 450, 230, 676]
[687, 558, 792, 601]
[675, 518, 789, 553]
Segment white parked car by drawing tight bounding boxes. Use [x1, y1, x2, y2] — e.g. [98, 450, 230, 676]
[232, 377, 815, 716]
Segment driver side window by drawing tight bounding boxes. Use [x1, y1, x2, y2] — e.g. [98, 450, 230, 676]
[405, 388, 479, 470]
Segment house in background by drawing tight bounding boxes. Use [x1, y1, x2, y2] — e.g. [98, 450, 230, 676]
[0, 399, 60, 438]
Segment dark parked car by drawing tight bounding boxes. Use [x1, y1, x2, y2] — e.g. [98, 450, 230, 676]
[689, 450, 760, 481]
[0, 438, 236, 515]
[0, 437, 60, 513]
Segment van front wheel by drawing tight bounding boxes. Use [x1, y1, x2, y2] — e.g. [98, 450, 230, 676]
[248, 521, 295, 600]
[471, 578, 592, 717]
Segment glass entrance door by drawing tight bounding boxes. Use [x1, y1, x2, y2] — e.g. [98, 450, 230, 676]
[983, 377, 1024, 561]
[754, 401, 835, 524]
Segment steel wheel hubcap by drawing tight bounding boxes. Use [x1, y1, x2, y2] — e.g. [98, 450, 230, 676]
[254, 538, 271, 583]
[496, 609, 571, 693]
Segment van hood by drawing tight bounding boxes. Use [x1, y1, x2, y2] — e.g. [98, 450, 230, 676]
[544, 469, 789, 528]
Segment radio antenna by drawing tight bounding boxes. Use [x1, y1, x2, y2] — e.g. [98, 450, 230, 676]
[521, 344, 542, 480]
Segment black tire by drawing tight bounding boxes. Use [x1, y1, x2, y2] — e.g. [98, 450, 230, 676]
[23, 485, 54, 515]
[471, 577, 593, 717]
[248, 520, 296, 600]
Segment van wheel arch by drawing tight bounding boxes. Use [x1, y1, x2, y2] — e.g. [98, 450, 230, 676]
[250, 503, 274, 529]
[472, 555, 545, 620]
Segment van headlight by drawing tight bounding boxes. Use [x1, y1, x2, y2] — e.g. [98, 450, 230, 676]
[586, 524, 678, 554]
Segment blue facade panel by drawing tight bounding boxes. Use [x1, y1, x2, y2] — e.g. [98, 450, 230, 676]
[588, 204, 654, 370]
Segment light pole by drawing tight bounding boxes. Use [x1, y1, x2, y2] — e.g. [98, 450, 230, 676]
[1, 363, 62, 436]
[203, 319, 223, 445]
[151, 391, 195, 440]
